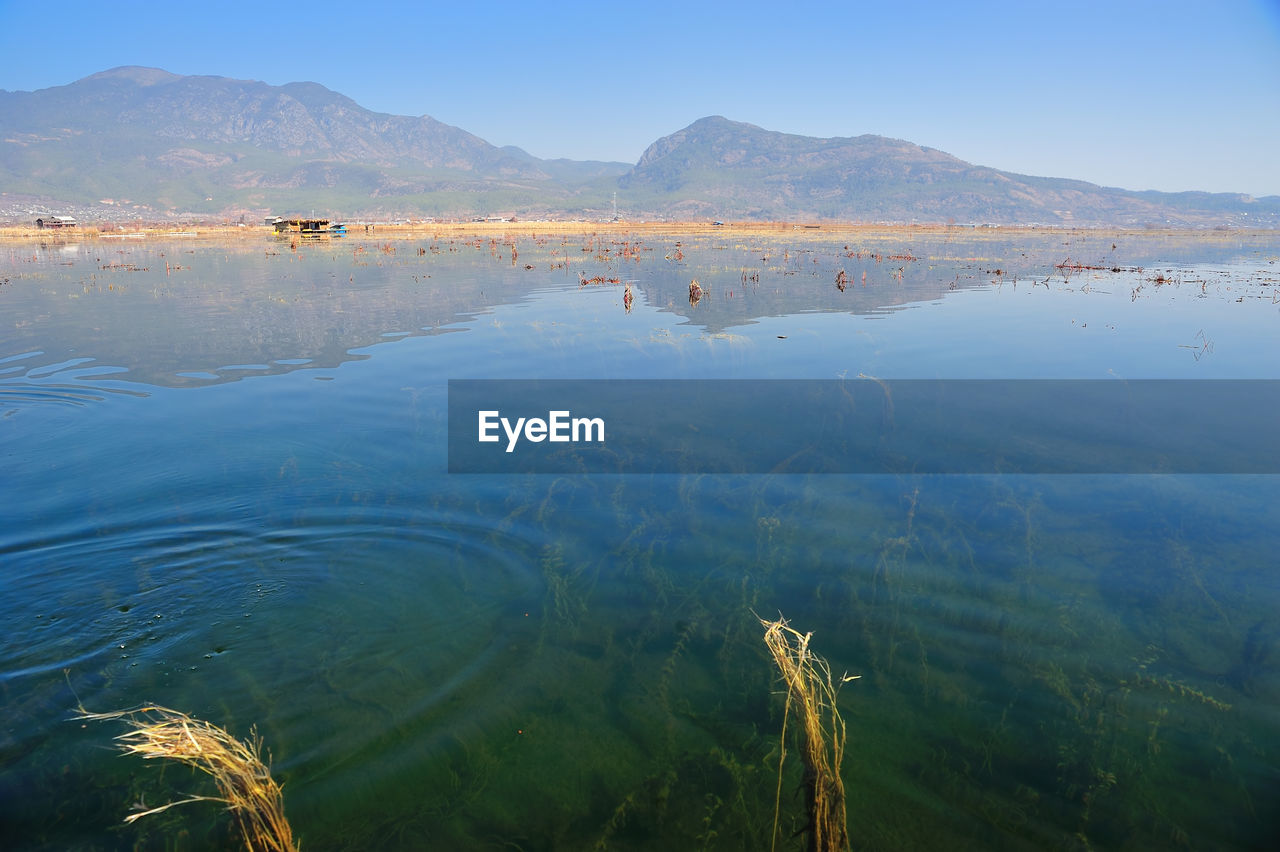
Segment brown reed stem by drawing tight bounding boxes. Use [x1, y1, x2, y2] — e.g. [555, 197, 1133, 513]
[76, 704, 298, 852]
[760, 614, 858, 852]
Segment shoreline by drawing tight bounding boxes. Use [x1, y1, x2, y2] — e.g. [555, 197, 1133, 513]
[1, 220, 1274, 243]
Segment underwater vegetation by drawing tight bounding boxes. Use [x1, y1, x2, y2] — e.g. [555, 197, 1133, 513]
[5, 230, 1279, 849]
[76, 703, 297, 852]
[760, 615, 857, 852]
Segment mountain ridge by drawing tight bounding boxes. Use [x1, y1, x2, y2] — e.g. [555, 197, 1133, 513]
[1, 67, 1275, 226]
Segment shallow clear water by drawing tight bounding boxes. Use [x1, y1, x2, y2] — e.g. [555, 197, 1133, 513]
[2, 228, 1279, 849]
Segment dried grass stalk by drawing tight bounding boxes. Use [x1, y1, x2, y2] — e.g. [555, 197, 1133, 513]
[760, 614, 857, 852]
[76, 704, 298, 852]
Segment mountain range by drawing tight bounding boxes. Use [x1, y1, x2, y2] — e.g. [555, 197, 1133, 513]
[2, 67, 1276, 227]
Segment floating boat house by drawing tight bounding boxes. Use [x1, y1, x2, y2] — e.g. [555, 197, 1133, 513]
[268, 216, 346, 235]
[35, 215, 78, 229]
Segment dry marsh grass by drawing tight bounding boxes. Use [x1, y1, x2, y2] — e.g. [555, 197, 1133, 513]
[761, 614, 858, 852]
[2, 221, 1266, 245]
[75, 704, 298, 852]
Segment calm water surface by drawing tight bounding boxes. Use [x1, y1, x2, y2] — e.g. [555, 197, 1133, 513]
[2, 228, 1278, 850]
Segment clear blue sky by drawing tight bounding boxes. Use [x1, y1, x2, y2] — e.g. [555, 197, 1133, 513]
[2, 0, 1278, 196]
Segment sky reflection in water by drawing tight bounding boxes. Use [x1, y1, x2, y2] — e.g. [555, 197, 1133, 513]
[2, 228, 1278, 850]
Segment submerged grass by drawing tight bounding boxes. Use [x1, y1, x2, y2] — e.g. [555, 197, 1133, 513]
[761, 614, 858, 852]
[75, 704, 298, 852]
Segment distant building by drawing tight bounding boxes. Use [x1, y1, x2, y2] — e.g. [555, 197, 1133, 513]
[269, 217, 346, 235]
[35, 215, 78, 229]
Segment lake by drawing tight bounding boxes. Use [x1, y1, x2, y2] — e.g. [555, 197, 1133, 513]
[2, 225, 1278, 850]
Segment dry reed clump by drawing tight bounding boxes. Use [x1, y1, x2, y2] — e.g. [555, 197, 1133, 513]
[760, 614, 858, 852]
[75, 704, 298, 852]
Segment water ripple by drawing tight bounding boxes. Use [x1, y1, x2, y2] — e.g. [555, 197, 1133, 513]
[0, 355, 146, 409]
[0, 503, 549, 804]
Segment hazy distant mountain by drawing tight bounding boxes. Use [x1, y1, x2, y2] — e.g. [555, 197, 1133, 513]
[1, 68, 1276, 226]
[618, 116, 1280, 226]
[0, 66, 628, 219]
